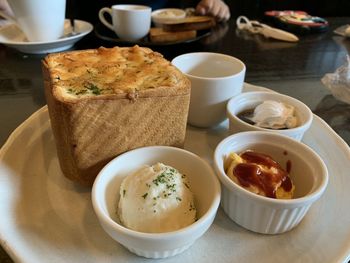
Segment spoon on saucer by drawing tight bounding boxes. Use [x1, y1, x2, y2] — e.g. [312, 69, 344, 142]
[0, 10, 17, 25]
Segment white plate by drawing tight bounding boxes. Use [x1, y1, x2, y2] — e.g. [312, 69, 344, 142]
[0, 19, 93, 54]
[0, 84, 350, 263]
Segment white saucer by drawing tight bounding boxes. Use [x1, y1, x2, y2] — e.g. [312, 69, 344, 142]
[1, 85, 350, 262]
[0, 19, 93, 54]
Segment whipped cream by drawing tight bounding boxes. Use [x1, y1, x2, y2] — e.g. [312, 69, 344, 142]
[250, 100, 298, 129]
[118, 163, 196, 233]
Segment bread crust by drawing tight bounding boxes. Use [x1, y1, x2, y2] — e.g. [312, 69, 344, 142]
[42, 46, 190, 186]
[150, 28, 197, 43]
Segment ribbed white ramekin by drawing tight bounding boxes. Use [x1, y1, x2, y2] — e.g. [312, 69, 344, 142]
[214, 131, 328, 234]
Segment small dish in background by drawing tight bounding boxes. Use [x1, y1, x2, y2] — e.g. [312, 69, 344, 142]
[151, 8, 186, 27]
[0, 19, 93, 54]
[92, 146, 221, 259]
[227, 91, 313, 141]
[214, 131, 328, 234]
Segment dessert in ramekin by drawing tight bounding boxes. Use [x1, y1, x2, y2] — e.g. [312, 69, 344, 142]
[227, 91, 313, 141]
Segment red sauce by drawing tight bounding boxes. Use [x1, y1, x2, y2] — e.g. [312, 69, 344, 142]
[286, 160, 292, 174]
[281, 175, 293, 192]
[233, 150, 292, 198]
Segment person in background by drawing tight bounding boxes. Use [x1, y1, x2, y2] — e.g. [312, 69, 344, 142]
[195, 0, 230, 21]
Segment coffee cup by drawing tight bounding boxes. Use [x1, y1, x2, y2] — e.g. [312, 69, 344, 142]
[6, 0, 66, 42]
[99, 5, 151, 41]
[172, 52, 246, 128]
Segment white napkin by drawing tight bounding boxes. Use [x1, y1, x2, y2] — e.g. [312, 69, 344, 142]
[322, 56, 350, 104]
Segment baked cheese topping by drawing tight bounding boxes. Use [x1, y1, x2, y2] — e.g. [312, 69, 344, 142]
[45, 46, 183, 99]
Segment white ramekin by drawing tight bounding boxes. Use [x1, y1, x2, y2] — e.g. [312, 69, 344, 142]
[92, 146, 221, 258]
[214, 131, 328, 234]
[172, 52, 246, 128]
[227, 91, 313, 141]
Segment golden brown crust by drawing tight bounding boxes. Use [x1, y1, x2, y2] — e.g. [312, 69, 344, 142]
[42, 46, 190, 186]
[43, 46, 189, 103]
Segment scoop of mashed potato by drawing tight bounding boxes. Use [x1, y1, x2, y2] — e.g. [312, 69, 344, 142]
[118, 163, 196, 233]
[224, 151, 295, 199]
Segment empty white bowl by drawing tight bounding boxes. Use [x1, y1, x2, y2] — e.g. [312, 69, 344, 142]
[214, 131, 328, 234]
[172, 52, 246, 128]
[151, 8, 186, 27]
[92, 146, 221, 258]
[227, 91, 313, 141]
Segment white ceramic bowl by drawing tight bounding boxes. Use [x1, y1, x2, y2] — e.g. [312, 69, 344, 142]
[92, 146, 221, 258]
[227, 91, 313, 141]
[151, 8, 186, 27]
[214, 131, 328, 234]
[172, 52, 246, 128]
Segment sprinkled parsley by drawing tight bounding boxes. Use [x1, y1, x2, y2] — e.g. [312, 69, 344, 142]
[75, 89, 87, 95]
[142, 193, 148, 199]
[152, 167, 178, 189]
[85, 83, 101, 95]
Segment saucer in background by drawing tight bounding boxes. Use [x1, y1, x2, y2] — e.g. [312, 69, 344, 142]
[0, 19, 93, 54]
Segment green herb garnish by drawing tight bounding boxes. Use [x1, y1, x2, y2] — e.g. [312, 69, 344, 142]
[75, 89, 87, 95]
[85, 83, 101, 95]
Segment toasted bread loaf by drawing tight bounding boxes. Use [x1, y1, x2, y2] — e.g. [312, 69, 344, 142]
[161, 16, 215, 31]
[149, 27, 197, 43]
[42, 46, 191, 186]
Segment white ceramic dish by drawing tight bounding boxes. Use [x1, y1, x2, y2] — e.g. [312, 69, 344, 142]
[0, 19, 93, 54]
[172, 52, 246, 128]
[0, 84, 350, 262]
[92, 146, 220, 258]
[214, 131, 328, 234]
[227, 91, 313, 141]
[151, 8, 186, 27]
